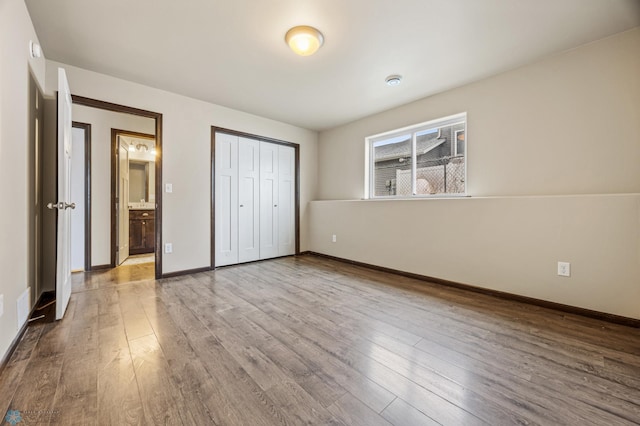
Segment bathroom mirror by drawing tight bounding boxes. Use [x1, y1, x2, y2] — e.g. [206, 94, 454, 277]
[129, 161, 151, 203]
[125, 137, 156, 208]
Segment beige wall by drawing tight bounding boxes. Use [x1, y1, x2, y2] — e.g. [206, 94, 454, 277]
[313, 28, 640, 319]
[310, 195, 640, 319]
[71, 105, 155, 266]
[0, 0, 48, 361]
[44, 60, 318, 274]
[318, 28, 640, 200]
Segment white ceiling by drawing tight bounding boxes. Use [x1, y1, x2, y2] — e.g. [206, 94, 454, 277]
[25, 0, 640, 131]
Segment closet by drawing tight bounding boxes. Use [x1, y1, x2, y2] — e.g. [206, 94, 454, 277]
[215, 132, 295, 267]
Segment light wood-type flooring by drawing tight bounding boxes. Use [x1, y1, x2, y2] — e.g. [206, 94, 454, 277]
[1, 255, 639, 425]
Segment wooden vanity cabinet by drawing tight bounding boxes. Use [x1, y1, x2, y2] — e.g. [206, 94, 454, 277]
[129, 209, 155, 254]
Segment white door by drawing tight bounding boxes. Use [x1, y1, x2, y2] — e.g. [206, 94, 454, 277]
[215, 133, 239, 266]
[118, 138, 130, 264]
[53, 68, 73, 320]
[277, 145, 295, 256]
[259, 141, 279, 259]
[238, 137, 260, 263]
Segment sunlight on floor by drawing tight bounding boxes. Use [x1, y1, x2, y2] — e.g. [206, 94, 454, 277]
[121, 254, 154, 266]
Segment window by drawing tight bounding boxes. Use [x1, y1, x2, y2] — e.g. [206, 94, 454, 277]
[368, 113, 466, 198]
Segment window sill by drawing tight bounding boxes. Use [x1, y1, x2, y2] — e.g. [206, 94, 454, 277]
[365, 194, 471, 200]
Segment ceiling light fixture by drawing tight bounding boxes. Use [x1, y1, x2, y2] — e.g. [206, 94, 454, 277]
[385, 74, 403, 86]
[128, 141, 156, 154]
[285, 26, 324, 56]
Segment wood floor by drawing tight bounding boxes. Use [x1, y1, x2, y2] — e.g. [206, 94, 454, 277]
[1, 255, 639, 425]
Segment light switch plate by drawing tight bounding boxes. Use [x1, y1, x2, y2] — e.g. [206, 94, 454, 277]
[165, 183, 173, 193]
[0, 294, 4, 318]
[165, 243, 173, 254]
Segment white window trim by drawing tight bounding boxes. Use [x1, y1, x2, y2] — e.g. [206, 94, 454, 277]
[366, 112, 467, 199]
[411, 132, 417, 195]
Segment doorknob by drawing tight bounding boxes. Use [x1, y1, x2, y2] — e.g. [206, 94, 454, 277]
[47, 202, 64, 210]
[47, 202, 76, 210]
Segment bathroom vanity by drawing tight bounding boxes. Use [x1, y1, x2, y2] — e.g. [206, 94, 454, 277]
[129, 209, 155, 254]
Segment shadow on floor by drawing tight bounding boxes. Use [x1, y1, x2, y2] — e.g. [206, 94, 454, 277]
[28, 291, 55, 325]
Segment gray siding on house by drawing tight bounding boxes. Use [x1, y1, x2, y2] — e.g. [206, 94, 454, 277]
[372, 122, 465, 196]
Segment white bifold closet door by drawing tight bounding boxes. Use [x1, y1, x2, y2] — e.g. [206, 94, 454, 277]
[215, 133, 295, 267]
[259, 141, 295, 259]
[215, 133, 239, 267]
[238, 137, 260, 263]
[259, 142, 278, 259]
[276, 144, 295, 257]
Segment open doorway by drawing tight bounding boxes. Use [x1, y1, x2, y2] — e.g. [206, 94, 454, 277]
[27, 71, 46, 321]
[32, 90, 163, 324]
[70, 122, 91, 273]
[71, 95, 163, 280]
[112, 130, 156, 269]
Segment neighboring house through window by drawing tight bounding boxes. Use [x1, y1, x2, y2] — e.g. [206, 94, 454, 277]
[367, 113, 467, 198]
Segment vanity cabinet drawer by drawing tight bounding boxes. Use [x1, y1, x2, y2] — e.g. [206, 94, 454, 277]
[130, 210, 155, 220]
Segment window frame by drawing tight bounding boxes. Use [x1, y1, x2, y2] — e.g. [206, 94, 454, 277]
[366, 112, 467, 199]
[454, 129, 465, 157]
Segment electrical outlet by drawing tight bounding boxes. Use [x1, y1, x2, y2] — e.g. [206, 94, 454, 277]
[165, 243, 173, 254]
[557, 261, 571, 277]
[332, 234, 337, 243]
[0, 294, 4, 318]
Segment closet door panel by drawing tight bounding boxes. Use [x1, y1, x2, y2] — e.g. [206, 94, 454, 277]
[259, 142, 278, 259]
[277, 145, 295, 256]
[215, 133, 238, 266]
[238, 137, 260, 263]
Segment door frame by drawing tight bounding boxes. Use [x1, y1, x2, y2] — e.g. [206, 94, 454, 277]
[111, 129, 155, 267]
[71, 121, 92, 271]
[71, 95, 163, 279]
[210, 126, 300, 268]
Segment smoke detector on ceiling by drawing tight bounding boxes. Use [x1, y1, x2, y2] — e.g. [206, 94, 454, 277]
[385, 75, 402, 86]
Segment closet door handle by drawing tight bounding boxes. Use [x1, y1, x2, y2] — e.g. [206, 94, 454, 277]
[240, 204, 244, 207]
[274, 204, 278, 207]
